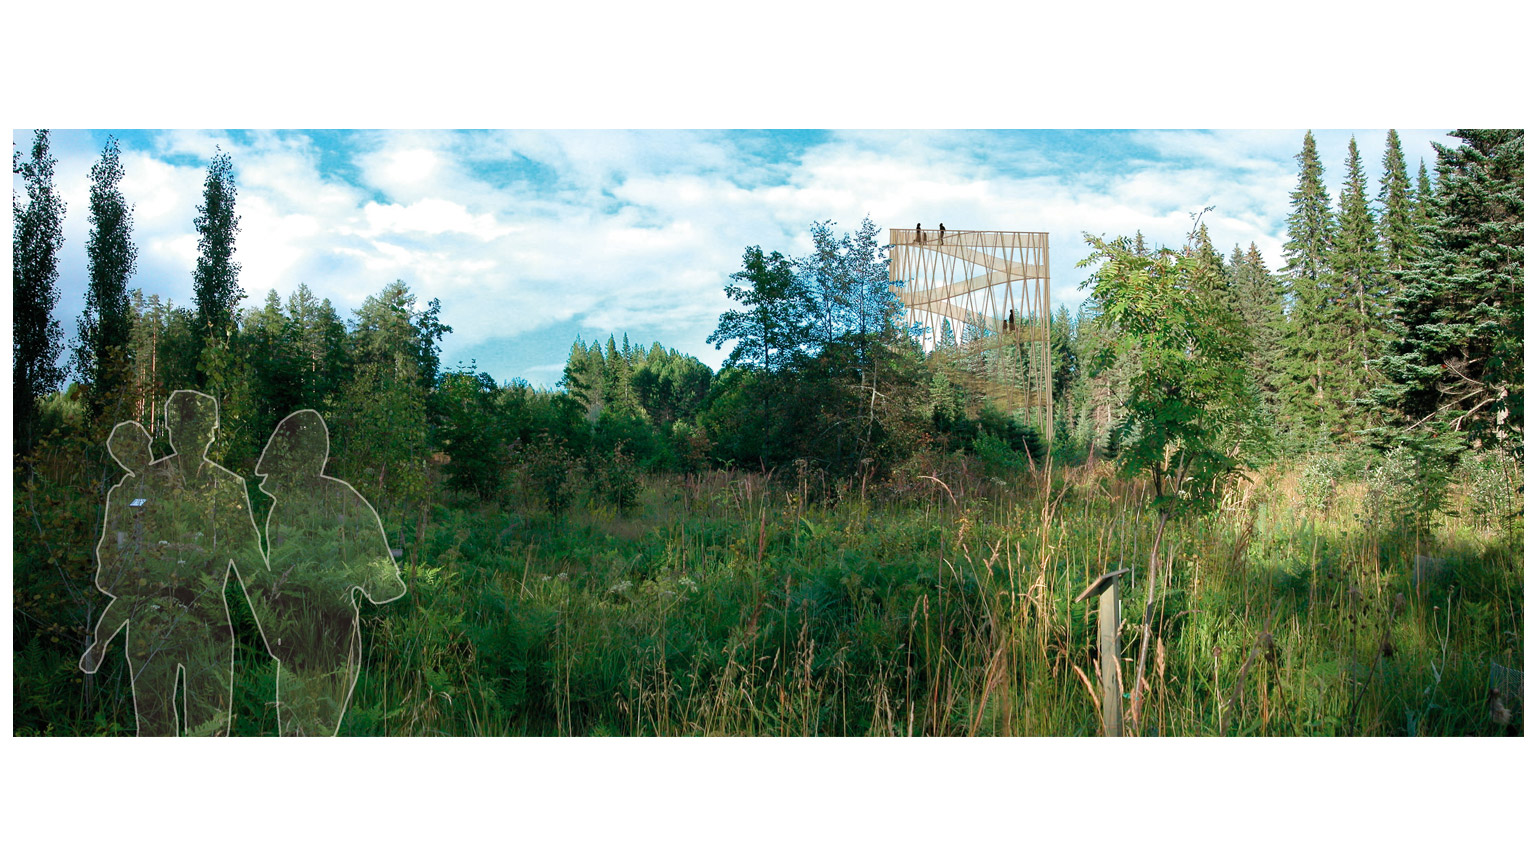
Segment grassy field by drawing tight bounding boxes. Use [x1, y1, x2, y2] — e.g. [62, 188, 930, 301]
[16, 444, 1522, 737]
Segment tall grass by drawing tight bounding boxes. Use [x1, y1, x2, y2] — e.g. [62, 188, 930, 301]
[13, 448, 1524, 736]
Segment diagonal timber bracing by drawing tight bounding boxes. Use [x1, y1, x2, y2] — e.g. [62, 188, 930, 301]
[889, 227, 1053, 437]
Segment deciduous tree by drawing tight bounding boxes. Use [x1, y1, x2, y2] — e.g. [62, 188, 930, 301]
[13, 130, 68, 450]
[76, 136, 138, 419]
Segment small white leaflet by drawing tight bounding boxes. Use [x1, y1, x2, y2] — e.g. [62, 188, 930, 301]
[130, 498, 148, 508]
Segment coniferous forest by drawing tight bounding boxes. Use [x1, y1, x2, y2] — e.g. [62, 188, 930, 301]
[11, 129, 1523, 736]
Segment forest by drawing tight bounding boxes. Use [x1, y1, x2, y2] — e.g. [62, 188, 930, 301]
[11, 128, 1523, 736]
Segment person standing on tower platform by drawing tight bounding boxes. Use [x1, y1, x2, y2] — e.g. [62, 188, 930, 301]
[916, 222, 923, 244]
[939, 223, 946, 244]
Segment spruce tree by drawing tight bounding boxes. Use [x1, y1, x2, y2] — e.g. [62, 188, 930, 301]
[1276, 131, 1342, 450]
[1414, 158, 1434, 235]
[1230, 243, 1285, 419]
[12, 130, 68, 450]
[1372, 129, 1523, 454]
[1188, 223, 1231, 310]
[1378, 130, 1416, 275]
[76, 136, 139, 419]
[937, 319, 957, 350]
[1333, 135, 1387, 410]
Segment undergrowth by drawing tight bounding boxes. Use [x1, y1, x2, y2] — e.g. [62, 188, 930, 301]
[12, 445, 1525, 736]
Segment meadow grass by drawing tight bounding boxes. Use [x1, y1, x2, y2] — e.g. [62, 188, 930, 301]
[14, 451, 1523, 736]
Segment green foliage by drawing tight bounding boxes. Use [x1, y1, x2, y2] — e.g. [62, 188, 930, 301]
[434, 365, 508, 499]
[519, 434, 581, 513]
[192, 150, 243, 367]
[592, 444, 641, 512]
[970, 430, 1025, 476]
[1332, 136, 1388, 416]
[13, 129, 69, 451]
[630, 344, 712, 428]
[1297, 452, 1344, 514]
[1277, 131, 1346, 450]
[76, 136, 139, 420]
[328, 281, 452, 520]
[1358, 426, 1469, 534]
[1457, 449, 1522, 534]
[1371, 129, 1523, 456]
[708, 245, 816, 373]
[1078, 229, 1262, 516]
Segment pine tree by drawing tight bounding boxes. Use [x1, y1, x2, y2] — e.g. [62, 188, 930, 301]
[1372, 129, 1523, 454]
[1333, 136, 1388, 411]
[1049, 304, 1077, 414]
[285, 283, 349, 408]
[76, 136, 139, 419]
[560, 338, 597, 409]
[13, 130, 68, 450]
[937, 319, 957, 350]
[1276, 131, 1343, 450]
[125, 289, 178, 433]
[192, 149, 242, 368]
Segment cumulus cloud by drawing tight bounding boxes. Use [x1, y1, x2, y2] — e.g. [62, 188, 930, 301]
[20, 128, 1459, 387]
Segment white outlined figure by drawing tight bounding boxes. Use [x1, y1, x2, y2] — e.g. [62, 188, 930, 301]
[79, 391, 268, 735]
[251, 410, 406, 736]
[79, 421, 160, 675]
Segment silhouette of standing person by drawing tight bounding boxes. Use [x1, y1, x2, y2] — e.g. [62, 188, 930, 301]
[916, 222, 924, 244]
[250, 410, 406, 736]
[939, 223, 945, 244]
[80, 422, 173, 707]
[79, 391, 267, 735]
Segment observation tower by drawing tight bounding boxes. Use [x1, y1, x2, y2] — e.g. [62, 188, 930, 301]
[889, 227, 1053, 434]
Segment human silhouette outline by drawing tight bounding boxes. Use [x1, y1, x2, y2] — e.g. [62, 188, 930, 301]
[80, 391, 267, 735]
[249, 409, 406, 736]
[80, 422, 162, 674]
[939, 223, 945, 244]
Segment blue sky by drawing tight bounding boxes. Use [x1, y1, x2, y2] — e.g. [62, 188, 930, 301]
[24, 128, 1455, 388]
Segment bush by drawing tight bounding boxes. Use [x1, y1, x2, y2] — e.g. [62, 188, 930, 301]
[592, 444, 641, 512]
[1363, 445, 1457, 532]
[1297, 452, 1344, 514]
[971, 430, 1026, 477]
[519, 434, 581, 513]
[1458, 449, 1522, 533]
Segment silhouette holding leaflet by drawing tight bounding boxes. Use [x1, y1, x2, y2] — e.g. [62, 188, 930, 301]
[80, 391, 267, 735]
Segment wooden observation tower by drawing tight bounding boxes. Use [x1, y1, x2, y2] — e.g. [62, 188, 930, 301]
[889, 227, 1053, 435]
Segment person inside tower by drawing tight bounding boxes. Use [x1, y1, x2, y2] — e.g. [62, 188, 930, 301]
[916, 222, 924, 244]
[939, 223, 946, 244]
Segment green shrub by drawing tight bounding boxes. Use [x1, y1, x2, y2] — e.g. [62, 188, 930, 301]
[520, 434, 581, 513]
[1297, 452, 1344, 514]
[1459, 449, 1522, 533]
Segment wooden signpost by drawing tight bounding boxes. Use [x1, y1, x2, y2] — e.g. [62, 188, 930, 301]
[1077, 568, 1130, 737]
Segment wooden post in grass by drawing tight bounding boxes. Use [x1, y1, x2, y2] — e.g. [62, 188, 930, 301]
[1077, 568, 1130, 737]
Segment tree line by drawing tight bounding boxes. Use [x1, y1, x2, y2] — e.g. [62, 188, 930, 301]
[12, 129, 1522, 527]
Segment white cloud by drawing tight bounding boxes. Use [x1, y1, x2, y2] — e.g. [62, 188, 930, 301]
[26, 128, 1460, 387]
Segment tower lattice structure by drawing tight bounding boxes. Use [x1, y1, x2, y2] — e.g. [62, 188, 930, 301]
[889, 227, 1053, 435]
